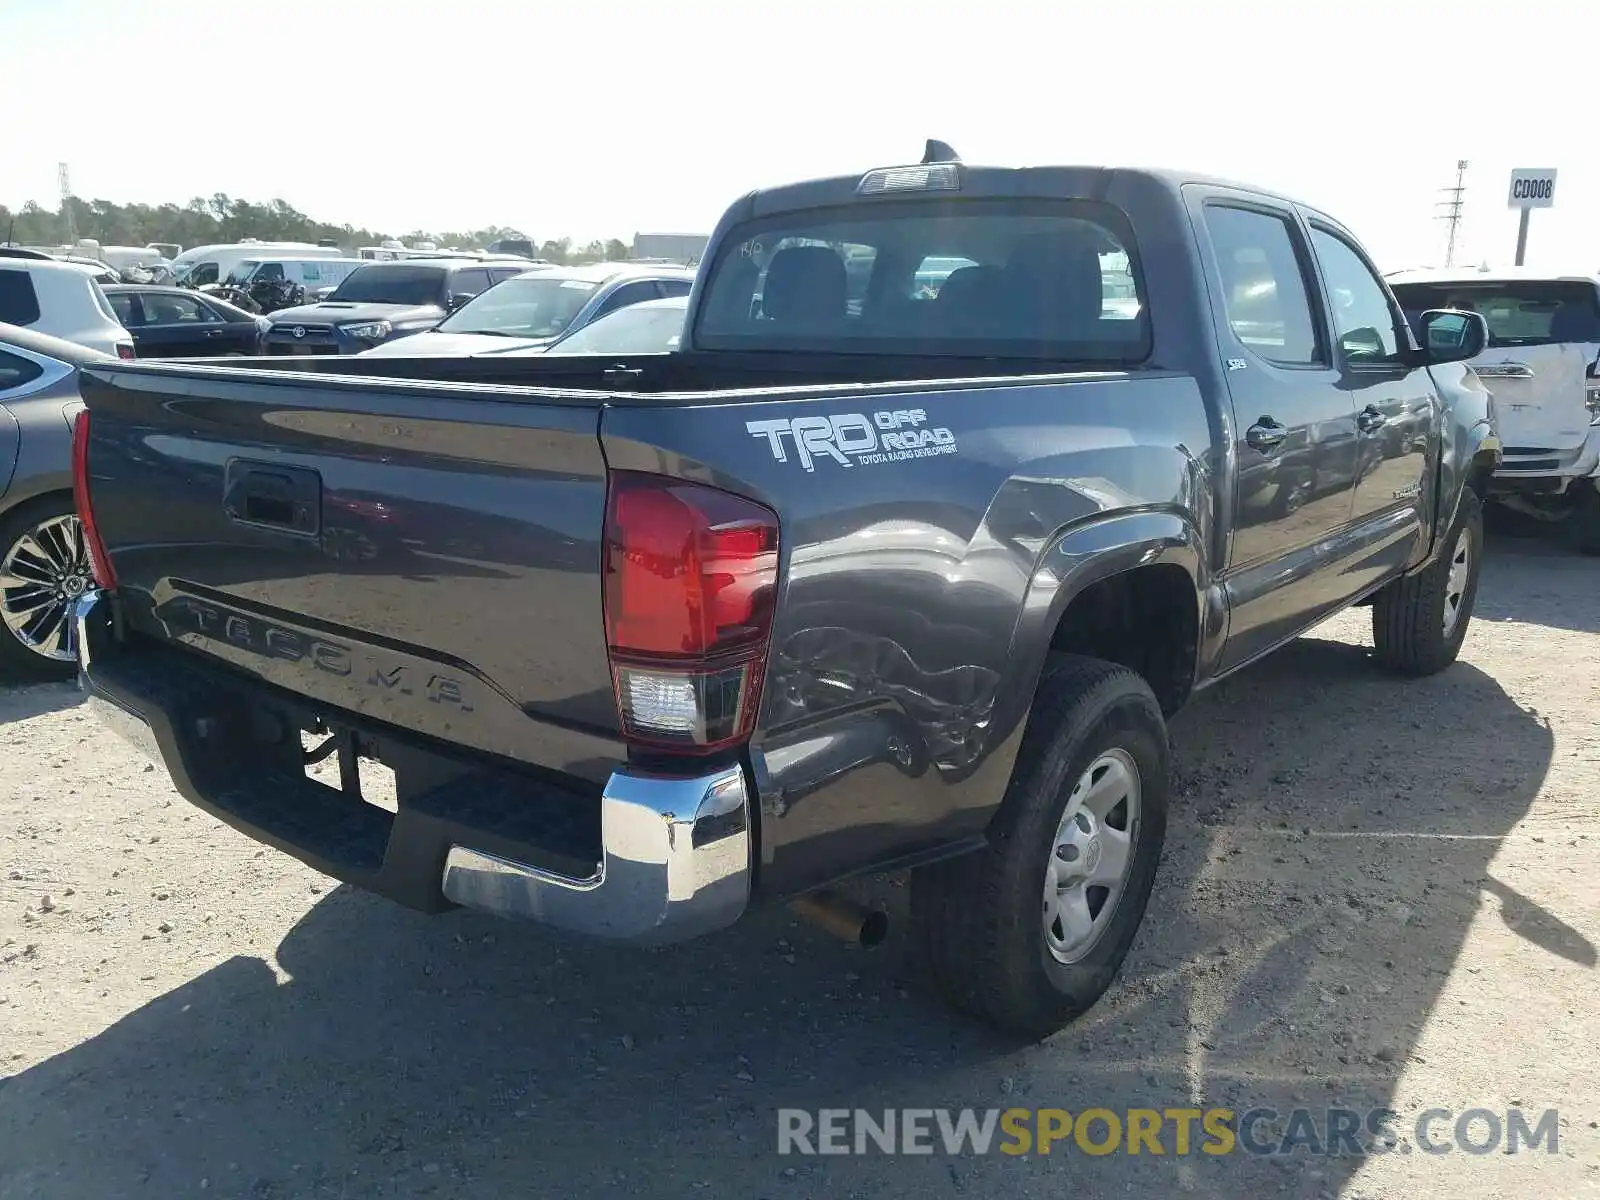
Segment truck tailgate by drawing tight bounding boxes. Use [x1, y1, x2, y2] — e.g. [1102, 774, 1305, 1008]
[81, 364, 623, 781]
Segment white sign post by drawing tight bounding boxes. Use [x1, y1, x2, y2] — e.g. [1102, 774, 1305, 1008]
[1507, 168, 1557, 266]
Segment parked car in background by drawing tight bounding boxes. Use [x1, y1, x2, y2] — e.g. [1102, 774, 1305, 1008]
[358, 262, 693, 358]
[102, 285, 268, 357]
[172, 243, 344, 289]
[484, 237, 535, 258]
[0, 247, 122, 284]
[0, 323, 98, 679]
[95, 245, 170, 276]
[264, 258, 535, 355]
[1389, 267, 1600, 550]
[0, 260, 132, 358]
[59, 257, 122, 284]
[535, 294, 687, 356]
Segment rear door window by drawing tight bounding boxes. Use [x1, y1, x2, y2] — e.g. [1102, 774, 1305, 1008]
[1389, 280, 1600, 347]
[1201, 205, 1323, 366]
[0, 270, 42, 326]
[695, 198, 1149, 361]
[106, 291, 143, 327]
[593, 280, 659, 319]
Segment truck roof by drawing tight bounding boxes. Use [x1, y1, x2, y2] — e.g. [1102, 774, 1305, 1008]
[738, 161, 1311, 221]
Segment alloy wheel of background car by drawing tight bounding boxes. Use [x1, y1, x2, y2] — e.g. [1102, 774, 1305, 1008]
[1441, 527, 1471, 638]
[0, 512, 90, 666]
[1043, 748, 1142, 964]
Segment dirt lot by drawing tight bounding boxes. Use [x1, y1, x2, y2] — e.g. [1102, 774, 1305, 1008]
[1, 524, 1597, 1200]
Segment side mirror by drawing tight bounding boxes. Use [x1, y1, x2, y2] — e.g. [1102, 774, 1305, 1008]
[1417, 309, 1488, 365]
[447, 292, 475, 311]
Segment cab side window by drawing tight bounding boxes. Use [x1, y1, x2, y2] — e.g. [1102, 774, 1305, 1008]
[1202, 206, 1322, 367]
[1309, 227, 1404, 365]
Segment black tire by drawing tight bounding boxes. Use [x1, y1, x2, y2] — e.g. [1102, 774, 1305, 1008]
[0, 494, 85, 683]
[910, 655, 1169, 1039]
[1573, 483, 1600, 557]
[1371, 487, 1483, 676]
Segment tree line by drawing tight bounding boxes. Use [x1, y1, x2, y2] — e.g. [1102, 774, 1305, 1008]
[0, 194, 630, 265]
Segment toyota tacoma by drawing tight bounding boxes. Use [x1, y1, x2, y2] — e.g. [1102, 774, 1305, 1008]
[70, 145, 1499, 1036]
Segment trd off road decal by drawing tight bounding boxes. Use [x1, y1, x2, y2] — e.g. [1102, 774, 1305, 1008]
[745, 408, 957, 471]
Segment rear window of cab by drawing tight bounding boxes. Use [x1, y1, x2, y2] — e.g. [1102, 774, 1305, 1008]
[694, 198, 1149, 362]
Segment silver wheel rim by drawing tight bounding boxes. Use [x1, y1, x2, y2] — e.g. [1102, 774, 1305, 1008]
[1043, 747, 1141, 964]
[0, 514, 90, 663]
[1442, 526, 1472, 638]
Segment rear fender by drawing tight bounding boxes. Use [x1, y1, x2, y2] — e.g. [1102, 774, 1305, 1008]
[1000, 509, 1206, 733]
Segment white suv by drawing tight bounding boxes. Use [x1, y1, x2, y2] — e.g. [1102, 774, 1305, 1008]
[0, 258, 133, 358]
[1389, 268, 1600, 550]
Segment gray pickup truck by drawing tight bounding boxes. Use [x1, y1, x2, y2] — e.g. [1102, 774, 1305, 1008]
[70, 146, 1499, 1037]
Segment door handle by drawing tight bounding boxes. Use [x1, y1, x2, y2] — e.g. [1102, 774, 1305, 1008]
[203, 329, 224, 337]
[223, 459, 322, 535]
[1245, 419, 1287, 452]
[1357, 405, 1388, 433]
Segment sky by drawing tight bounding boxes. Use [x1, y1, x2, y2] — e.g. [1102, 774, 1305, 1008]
[1, 0, 1594, 272]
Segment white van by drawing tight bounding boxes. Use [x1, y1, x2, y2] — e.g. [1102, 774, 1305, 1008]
[222, 256, 364, 294]
[1389, 267, 1600, 550]
[172, 243, 342, 288]
[94, 245, 169, 274]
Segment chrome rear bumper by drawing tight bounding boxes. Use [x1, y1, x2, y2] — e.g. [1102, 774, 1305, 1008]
[440, 765, 751, 944]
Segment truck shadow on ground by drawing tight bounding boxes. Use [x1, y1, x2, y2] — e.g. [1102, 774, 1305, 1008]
[0, 640, 1564, 1199]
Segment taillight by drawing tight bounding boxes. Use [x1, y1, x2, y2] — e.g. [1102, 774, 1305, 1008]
[603, 471, 779, 753]
[115, 343, 135, 360]
[71, 411, 118, 590]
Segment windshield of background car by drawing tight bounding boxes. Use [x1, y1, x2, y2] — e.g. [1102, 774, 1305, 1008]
[328, 264, 448, 306]
[694, 197, 1149, 360]
[545, 300, 687, 355]
[225, 260, 260, 285]
[435, 275, 600, 337]
[1390, 280, 1600, 347]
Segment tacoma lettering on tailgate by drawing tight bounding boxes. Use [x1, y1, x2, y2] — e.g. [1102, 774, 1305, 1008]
[160, 596, 474, 712]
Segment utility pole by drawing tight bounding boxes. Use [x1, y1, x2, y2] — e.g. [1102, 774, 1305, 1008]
[1436, 159, 1468, 267]
[57, 162, 76, 245]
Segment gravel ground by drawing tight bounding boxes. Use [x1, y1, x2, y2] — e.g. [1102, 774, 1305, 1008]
[1, 523, 1597, 1199]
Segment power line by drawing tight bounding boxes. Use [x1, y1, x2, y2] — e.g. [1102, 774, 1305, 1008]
[1436, 159, 1468, 267]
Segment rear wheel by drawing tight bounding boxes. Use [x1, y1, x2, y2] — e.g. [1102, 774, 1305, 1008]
[911, 656, 1169, 1039]
[0, 495, 90, 682]
[1573, 480, 1600, 557]
[1371, 488, 1482, 676]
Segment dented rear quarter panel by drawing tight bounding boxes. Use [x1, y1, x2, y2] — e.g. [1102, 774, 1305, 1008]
[600, 372, 1215, 896]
